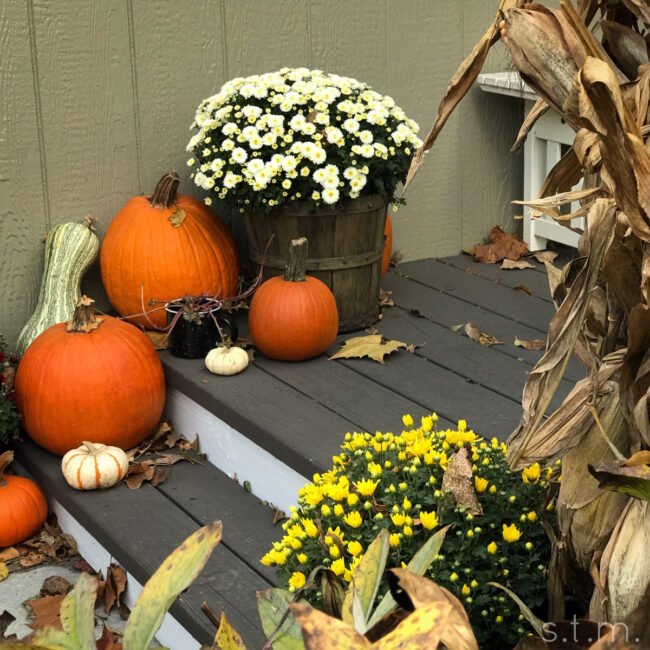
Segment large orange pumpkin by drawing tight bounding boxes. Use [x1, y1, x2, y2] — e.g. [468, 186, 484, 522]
[0, 451, 48, 547]
[382, 214, 393, 277]
[101, 172, 239, 329]
[15, 297, 165, 455]
[249, 238, 338, 361]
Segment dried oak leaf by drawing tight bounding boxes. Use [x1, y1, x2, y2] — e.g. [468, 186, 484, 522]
[0, 548, 19, 563]
[379, 289, 394, 307]
[531, 251, 558, 264]
[514, 337, 546, 351]
[329, 334, 407, 365]
[28, 594, 65, 631]
[474, 226, 528, 264]
[501, 258, 535, 270]
[125, 461, 155, 489]
[40, 575, 71, 596]
[168, 207, 187, 228]
[441, 447, 482, 515]
[96, 625, 124, 650]
[464, 323, 503, 347]
[272, 507, 287, 525]
[0, 610, 16, 640]
[102, 564, 127, 614]
[145, 331, 169, 350]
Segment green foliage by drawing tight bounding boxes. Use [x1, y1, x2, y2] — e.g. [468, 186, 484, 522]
[0, 334, 20, 447]
[262, 415, 555, 649]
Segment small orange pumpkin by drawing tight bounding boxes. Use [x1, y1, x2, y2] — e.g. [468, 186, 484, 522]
[0, 451, 48, 547]
[249, 238, 338, 361]
[381, 214, 393, 277]
[15, 297, 165, 456]
[101, 172, 239, 329]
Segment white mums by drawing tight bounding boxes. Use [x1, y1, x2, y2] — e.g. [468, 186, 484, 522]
[187, 67, 422, 212]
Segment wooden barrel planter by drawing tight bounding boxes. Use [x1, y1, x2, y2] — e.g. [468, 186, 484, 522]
[243, 194, 388, 333]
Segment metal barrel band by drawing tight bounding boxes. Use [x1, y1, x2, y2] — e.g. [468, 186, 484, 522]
[250, 248, 383, 271]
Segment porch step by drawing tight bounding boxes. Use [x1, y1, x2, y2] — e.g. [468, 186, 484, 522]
[14, 440, 280, 648]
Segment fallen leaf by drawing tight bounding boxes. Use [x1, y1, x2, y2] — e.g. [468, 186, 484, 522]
[0, 548, 19, 563]
[214, 611, 247, 649]
[201, 379, 209, 383]
[464, 323, 503, 347]
[168, 207, 187, 227]
[390, 250, 403, 267]
[514, 337, 546, 351]
[40, 575, 71, 596]
[531, 251, 558, 263]
[462, 248, 476, 256]
[273, 507, 286, 525]
[102, 565, 127, 614]
[151, 453, 185, 466]
[365, 325, 379, 335]
[501, 258, 535, 270]
[73, 559, 94, 574]
[28, 594, 65, 631]
[0, 610, 16, 639]
[150, 467, 167, 487]
[125, 462, 155, 489]
[145, 331, 169, 350]
[329, 335, 407, 365]
[474, 226, 528, 264]
[179, 434, 200, 453]
[0, 563, 7, 582]
[514, 285, 534, 296]
[450, 324, 465, 332]
[379, 289, 394, 307]
[96, 625, 123, 650]
[20, 553, 47, 568]
[406, 343, 425, 354]
[441, 447, 482, 515]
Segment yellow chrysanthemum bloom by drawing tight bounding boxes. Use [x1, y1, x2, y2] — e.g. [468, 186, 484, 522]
[302, 518, 318, 538]
[290, 538, 302, 550]
[368, 462, 382, 477]
[261, 552, 274, 566]
[450, 572, 459, 582]
[489, 485, 497, 494]
[462, 584, 471, 595]
[297, 553, 308, 564]
[331, 558, 346, 576]
[474, 477, 488, 493]
[303, 484, 324, 505]
[487, 542, 498, 555]
[527, 511, 538, 522]
[502, 523, 522, 543]
[329, 545, 340, 558]
[402, 414, 414, 427]
[389, 533, 401, 548]
[421, 415, 434, 431]
[470, 579, 478, 588]
[321, 504, 331, 517]
[344, 511, 363, 528]
[354, 478, 379, 496]
[347, 541, 363, 557]
[391, 512, 406, 527]
[347, 493, 359, 507]
[403, 525, 413, 537]
[334, 504, 344, 517]
[522, 463, 541, 484]
[289, 571, 306, 589]
[419, 511, 439, 530]
[403, 496, 412, 511]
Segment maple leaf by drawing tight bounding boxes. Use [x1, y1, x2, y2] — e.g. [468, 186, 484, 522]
[474, 226, 528, 264]
[27, 594, 65, 631]
[329, 335, 407, 364]
[501, 258, 535, 270]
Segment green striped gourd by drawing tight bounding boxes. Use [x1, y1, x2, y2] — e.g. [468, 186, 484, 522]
[16, 216, 99, 356]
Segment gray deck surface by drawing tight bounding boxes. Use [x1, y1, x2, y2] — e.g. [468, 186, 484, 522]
[15, 254, 583, 647]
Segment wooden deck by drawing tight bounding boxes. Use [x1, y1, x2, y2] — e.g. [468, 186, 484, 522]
[14, 254, 582, 649]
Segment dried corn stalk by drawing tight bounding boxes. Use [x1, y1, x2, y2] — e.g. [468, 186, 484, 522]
[411, 0, 650, 623]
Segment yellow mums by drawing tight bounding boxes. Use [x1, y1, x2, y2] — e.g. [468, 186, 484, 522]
[289, 571, 306, 590]
[354, 478, 379, 496]
[502, 524, 522, 543]
[343, 511, 363, 528]
[522, 463, 541, 484]
[487, 542, 498, 555]
[419, 510, 439, 530]
[474, 476, 488, 493]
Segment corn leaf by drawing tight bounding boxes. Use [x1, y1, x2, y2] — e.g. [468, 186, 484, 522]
[288, 603, 369, 649]
[257, 588, 307, 650]
[123, 521, 223, 650]
[214, 611, 247, 649]
[589, 460, 650, 502]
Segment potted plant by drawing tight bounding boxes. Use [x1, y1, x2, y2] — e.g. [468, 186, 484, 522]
[186, 67, 422, 332]
[0, 335, 20, 451]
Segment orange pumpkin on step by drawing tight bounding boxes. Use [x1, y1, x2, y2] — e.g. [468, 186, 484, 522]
[249, 238, 338, 361]
[0, 451, 48, 547]
[101, 172, 239, 329]
[15, 297, 165, 455]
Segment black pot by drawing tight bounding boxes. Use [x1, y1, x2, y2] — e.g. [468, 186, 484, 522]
[165, 304, 238, 360]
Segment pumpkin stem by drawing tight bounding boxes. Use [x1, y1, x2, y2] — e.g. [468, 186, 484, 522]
[150, 172, 180, 209]
[66, 296, 104, 334]
[82, 441, 100, 455]
[0, 450, 14, 486]
[284, 237, 308, 282]
[82, 215, 98, 231]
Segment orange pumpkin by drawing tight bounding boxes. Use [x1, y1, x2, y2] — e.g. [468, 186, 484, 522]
[15, 297, 165, 456]
[382, 214, 393, 277]
[0, 451, 48, 547]
[101, 172, 239, 329]
[249, 238, 338, 361]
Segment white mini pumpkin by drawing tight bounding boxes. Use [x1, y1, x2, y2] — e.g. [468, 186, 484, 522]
[61, 441, 129, 490]
[205, 345, 249, 376]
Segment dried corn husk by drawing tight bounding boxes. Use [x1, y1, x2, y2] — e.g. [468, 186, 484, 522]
[598, 499, 650, 621]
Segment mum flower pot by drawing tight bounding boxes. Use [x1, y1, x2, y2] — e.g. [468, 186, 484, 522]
[243, 194, 388, 333]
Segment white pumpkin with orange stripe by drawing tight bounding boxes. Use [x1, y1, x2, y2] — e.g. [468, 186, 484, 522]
[61, 441, 129, 490]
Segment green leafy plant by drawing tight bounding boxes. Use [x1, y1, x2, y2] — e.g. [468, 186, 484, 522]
[0, 335, 20, 447]
[262, 415, 556, 648]
[0, 521, 222, 650]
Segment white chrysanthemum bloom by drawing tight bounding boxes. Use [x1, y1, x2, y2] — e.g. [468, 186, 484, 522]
[391, 132, 405, 145]
[222, 122, 238, 136]
[359, 130, 373, 144]
[232, 147, 248, 164]
[303, 123, 317, 136]
[323, 164, 337, 176]
[242, 126, 258, 141]
[187, 158, 195, 167]
[322, 187, 340, 204]
[242, 105, 263, 120]
[221, 139, 235, 152]
[282, 179, 292, 189]
[312, 191, 321, 201]
[350, 173, 367, 191]
[265, 161, 280, 176]
[253, 86, 268, 99]
[349, 190, 360, 199]
[351, 144, 362, 155]
[313, 168, 328, 184]
[281, 155, 298, 172]
[342, 118, 360, 133]
[210, 158, 225, 172]
[223, 171, 240, 189]
[302, 142, 316, 157]
[262, 132, 277, 147]
[247, 159, 264, 175]
[186, 134, 201, 151]
[374, 143, 388, 155]
[343, 167, 357, 180]
[280, 100, 293, 112]
[267, 114, 284, 128]
[359, 144, 374, 158]
[249, 136, 263, 150]
[240, 83, 255, 98]
[314, 112, 330, 125]
[337, 100, 354, 114]
[322, 175, 339, 190]
[289, 114, 306, 131]
[309, 147, 327, 164]
[300, 166, 311, 177]
[255, 169, 270, 186]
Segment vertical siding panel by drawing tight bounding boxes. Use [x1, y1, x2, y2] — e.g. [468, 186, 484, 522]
[385, 1, 462, 259]
[224, 1, 310, 77]
[32, 0, 139, 309]
[459, 1, 523, 248]
[0, 0, 48, 347]
[132, 0, 226, 195]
